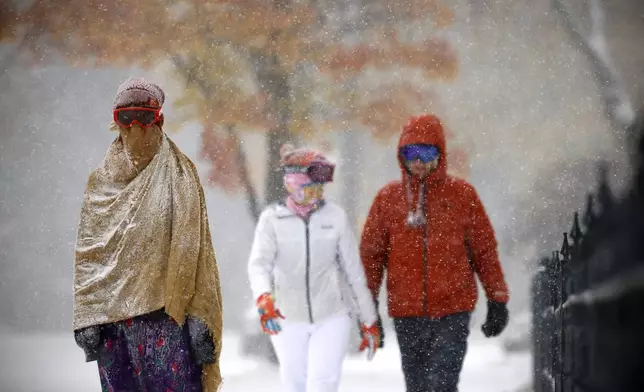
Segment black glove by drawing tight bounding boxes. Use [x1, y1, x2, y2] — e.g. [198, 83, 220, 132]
[376, 314, 385, 348]
[74, 325, 102, 362]
[374, 298, 385, 348]
[481, 300, 509, 337]
[186, 316, 216, 365]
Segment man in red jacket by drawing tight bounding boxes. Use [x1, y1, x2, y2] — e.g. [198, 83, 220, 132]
[360, 114, 510, 392]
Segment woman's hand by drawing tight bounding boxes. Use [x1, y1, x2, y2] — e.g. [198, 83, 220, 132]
[359, 322, 381, 361]
[256, 293, 285, 335]
[186, 316, 217, 365]
[74, 325, 102, 362]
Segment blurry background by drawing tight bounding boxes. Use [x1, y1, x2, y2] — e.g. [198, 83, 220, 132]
[1, 0, 643, 390]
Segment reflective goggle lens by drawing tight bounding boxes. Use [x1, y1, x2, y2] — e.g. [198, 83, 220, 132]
[400, 144, 440, 163]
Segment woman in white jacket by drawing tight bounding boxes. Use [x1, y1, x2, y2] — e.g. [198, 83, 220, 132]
[248, 144, 380, 392]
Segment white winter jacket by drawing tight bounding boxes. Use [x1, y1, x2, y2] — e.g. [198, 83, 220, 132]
[248, 202, 377, 326]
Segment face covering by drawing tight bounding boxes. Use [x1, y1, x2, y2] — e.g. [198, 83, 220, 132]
[110, 121, 163, 173]
[284, 173, 323, 217]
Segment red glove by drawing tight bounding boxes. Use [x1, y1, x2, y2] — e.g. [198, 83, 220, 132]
[256, 293, 285, 335]
[359, 323, 381, 360]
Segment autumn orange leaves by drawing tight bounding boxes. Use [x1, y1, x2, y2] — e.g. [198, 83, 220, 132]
[5, 0, 466, 198]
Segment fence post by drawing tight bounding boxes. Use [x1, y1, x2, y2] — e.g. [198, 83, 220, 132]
[552, 250, 562, 392]
[532, 259, 543, 392]
[569, 212, 583, 389]
[561, 232, 573, 391]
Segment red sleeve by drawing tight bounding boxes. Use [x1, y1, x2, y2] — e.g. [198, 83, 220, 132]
[465, 184, 509, 303]
[359, 188, 390, 299]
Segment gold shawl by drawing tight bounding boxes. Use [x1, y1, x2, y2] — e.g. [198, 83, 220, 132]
[73, 133, 223, 391]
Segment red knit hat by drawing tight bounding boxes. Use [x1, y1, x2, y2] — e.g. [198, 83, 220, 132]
[279, 144, 330, 167]
[280, 144, 335, 183]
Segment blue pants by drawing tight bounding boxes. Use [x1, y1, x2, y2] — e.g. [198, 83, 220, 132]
[394, 312, 471, 392]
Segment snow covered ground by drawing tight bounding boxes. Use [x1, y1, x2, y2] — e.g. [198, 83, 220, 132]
[0, 330, 531, 392]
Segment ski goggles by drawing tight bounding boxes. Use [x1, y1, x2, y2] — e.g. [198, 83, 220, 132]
[113, 107, 162, 128]
[283, 160, 335, 183]
[400, 144, 440, 163]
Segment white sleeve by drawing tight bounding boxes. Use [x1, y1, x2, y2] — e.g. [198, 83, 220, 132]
[247, 209, 278, 300]
[336, 209, 377, 326]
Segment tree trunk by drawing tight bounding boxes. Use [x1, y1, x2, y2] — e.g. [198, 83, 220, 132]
[340, 128, 362, 232]
[339, 74, 364, 233]
[265, 127, 292, 205]
[172, 56, 264, 220]
[254, 53, 295, 206]
[226, 124, 261, 221]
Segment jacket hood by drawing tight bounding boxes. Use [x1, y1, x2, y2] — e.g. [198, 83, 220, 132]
[397, 114, 447, 185]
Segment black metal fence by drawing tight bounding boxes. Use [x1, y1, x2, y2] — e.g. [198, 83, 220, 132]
[532, 122, 644, 391]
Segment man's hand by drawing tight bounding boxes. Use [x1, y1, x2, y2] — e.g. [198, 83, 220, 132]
[376, 314, 385, 348]
[186, 316, 216, 365]
[374, 298, 385, 348]
[74, 325, 102, 362]
[481, 300, 509, 337]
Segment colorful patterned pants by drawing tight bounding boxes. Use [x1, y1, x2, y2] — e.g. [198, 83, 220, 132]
[97, 309, 202, 392]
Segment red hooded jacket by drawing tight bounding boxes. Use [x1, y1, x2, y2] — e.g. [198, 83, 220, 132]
[360, 115, 509, 318]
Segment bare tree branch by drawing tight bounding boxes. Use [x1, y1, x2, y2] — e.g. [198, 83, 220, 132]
[553, 0, 635, 138]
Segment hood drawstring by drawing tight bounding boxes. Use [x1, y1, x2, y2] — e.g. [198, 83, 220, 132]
[405, 173, 427, 227]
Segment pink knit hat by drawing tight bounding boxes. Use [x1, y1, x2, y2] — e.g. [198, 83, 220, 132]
[113, 77, 165, 109]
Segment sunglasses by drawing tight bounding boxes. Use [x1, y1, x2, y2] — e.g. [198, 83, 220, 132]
[400, 144, 440, 163]
[113, 107, 162, 128]
[283, 160, 335, 183]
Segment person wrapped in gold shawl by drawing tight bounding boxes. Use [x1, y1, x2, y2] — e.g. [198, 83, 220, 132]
[73, 78, 223, 391]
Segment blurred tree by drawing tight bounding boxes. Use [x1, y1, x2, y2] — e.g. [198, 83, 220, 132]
[3, 0, 464, 221]
[552, 0, 636, 143]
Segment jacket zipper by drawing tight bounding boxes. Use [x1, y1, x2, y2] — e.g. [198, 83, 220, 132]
[422, 228, 429, 315]
[422, 186, 430, 316]
[305, 220, 314, 324]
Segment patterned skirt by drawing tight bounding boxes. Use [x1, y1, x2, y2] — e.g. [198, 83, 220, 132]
[97, 309, 202, 392]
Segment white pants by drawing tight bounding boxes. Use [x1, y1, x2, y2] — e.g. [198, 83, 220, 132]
[270, 313, 352, 392]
